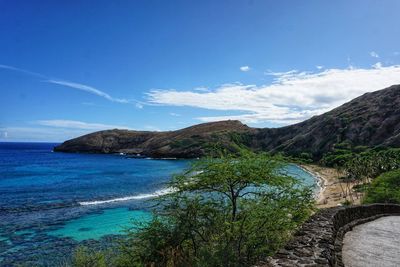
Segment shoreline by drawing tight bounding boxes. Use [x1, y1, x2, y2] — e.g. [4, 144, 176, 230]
[298, 164, 326, 201]
[301, 164, 360, 208]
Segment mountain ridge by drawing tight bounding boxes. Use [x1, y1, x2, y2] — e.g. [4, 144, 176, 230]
[54, 85, 400, 159]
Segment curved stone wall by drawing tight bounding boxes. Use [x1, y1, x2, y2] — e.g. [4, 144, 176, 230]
[259, 204, 400, 267]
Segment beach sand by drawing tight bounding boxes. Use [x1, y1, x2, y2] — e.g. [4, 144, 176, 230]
[302, 164, 361, 208]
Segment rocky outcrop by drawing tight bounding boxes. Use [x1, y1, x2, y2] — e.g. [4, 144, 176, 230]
[259, 204, 400, 267]
[55, 85, 400, 158]
[54, 120, 255, 158]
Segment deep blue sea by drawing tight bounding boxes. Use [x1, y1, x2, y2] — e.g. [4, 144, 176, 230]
[0, 142, 316, 266]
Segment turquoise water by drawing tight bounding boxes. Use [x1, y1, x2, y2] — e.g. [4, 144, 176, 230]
[0, 142, 317, 265]
[285, 163, 317, 187]
[0, 142, 190, 266]
[48, 208, 152, 241]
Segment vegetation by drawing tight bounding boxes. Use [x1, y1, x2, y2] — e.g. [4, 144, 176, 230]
[320, 142, 367, 167]
[72, 151, 314, 267]
[322, 145, 400, 205]
[71, 247, 107, 267]
[363, 170, 400, 204]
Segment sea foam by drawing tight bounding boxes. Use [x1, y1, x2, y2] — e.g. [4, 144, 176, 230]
[79, 187, 176, 206]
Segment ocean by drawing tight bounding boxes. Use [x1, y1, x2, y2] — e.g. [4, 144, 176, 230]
[0, 142, 316, 266]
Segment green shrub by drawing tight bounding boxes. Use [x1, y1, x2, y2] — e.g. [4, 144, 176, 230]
[363, 169, 400, 204]
[72, 247, 107, 267]
[170, 138, 197, 149]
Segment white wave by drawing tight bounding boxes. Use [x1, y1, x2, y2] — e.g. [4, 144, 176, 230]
[143, 157, 178, 160]
[79, 187, 176, 206]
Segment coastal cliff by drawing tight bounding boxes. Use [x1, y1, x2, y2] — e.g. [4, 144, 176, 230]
[55, 85, 400, 158]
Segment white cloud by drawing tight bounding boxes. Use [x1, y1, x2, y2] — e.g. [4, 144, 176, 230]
[0, 126, 88, 142]
[372, 62, 383, 69]
[147, 65, 400, 125]
[0, 64, 145, 107]
[36, 120, 132, 130]
[194, 87, 209, 92]
[47, 80, 129, 104]
[144, 125, 161, 131]
[0, 121, 162, 142]
[316, 65, 324, 70]
[169, 112, 181, 116]
[0, 64, 47, 78]
[240, 66, 250, 72]
[3, 131, 8, 138]
[370, 51, 380, 58]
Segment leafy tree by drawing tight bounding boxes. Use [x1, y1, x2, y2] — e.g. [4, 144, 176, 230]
[72, 247, 107, 267]
[363, 169, 400, 204]
[336, 148, 400, 204]
[113, 151, 314, 267]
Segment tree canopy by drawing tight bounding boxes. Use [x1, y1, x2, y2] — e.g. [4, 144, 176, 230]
[363, 169, 400, 204]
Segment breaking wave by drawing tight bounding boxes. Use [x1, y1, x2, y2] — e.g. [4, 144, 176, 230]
[79, 187, 176, 206]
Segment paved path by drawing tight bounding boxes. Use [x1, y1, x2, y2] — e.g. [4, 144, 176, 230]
[342, 216, 400, 267]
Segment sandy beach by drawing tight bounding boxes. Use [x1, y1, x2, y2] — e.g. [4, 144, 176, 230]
[302, 164, 361, 208]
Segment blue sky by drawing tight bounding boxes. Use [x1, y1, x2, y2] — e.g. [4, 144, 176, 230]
[2, 0, 400, 142]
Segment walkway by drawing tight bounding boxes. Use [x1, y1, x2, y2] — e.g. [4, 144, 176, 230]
[342, 216, 400, 267]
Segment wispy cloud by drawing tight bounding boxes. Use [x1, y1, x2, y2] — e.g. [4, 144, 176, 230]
[0, 64, 47, 78]
[0, 64, 145, 107]
[240, 66, 250, 72]
[47, 80, 129, 104]
[148, 65, 400, 125]
[135, 102, 144, 109]
[370, 51, 380, 58]
[36, 119, 132, 130]
[194, 87, 209, 92]
[0, 120, 151, 142]
[143, 125, 161, 131]
[0, 126, 87, 142]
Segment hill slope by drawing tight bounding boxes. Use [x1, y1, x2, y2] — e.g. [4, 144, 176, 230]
[54, 120, 255, 158]
[54, 85, 400, 158]
[255, 84, 400, 157]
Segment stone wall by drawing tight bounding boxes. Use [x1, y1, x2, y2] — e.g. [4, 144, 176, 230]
[259, 204, 400, 267]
